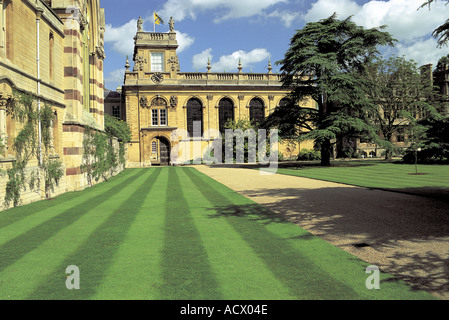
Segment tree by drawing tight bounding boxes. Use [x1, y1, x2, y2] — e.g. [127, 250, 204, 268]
[265, 14, 395, 166]
[402, 115, 449, 163]
[420, 0, 449, 47]
[363, 56, 439, 160]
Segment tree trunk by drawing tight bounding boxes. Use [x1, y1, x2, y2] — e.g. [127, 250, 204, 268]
[385, 134, 393, 160]
[320, 139, 332, 166]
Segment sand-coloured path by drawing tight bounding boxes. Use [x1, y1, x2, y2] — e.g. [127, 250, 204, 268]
[194, 165, 449, 300]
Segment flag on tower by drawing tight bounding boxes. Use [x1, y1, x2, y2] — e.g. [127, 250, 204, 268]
[154, 12, 164, 25]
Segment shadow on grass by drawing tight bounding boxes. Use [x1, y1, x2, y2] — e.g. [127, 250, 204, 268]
[183, 167, 363, 300]
[229, 183, 449, 297]
[0, 169, 143, 276]
[159, 168, 223, 300]
[25, 168, 161, 299]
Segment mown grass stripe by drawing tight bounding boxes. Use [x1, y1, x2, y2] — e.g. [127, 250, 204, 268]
[0, 170, 148, 299]
[91, 168, 169, 299]
[26, 168, 162, 299]
[177, 168, 296, 299]
[183, 167, 360, 299]
[159, 167, 222, 300]
[0, 169, 143, 275]
[0, 170, 135, 231]
[0, 170, 140, 248]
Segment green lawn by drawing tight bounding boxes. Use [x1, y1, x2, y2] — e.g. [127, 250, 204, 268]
[273, 161, 449, 197]
[0, 167, 436, 300]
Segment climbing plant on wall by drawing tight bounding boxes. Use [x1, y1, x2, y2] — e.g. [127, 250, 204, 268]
[4, 90, 63, 207]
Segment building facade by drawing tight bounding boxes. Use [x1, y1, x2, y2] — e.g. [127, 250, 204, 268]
[122, 18, 313, 167]
[0, 0, 109, 208]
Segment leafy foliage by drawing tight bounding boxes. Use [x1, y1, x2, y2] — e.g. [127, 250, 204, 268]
[403, 115, 449, 163]
[4, 91, 63, 207]
[81, 116, 127, 186]
[104, 113, 131, 143]
[265, 14, 395, 165]
[363, 56, 440, 159]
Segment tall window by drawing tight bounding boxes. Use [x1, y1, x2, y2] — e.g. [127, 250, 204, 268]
[112, 106, 120, 119]
[150, 97, 167, 126]
[187, 98, 203, 137]
[219, 98, 234, 134]
[49, 32, 54, 82]
[152, 141, 157, 153]
[151, 52, 164, 72]
[249, 98, 265, 125]
[396, 128, 405, 142]
[5, 0, 13, 61]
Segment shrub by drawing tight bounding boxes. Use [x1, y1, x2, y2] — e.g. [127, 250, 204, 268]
[297, 149, 321, 161]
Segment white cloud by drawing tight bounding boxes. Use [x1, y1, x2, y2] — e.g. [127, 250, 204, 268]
[352, 0, 447, 42]
[302, 0, 361, 22]
[395, 38, 448, 68]
[301, 0, 449, 67]
[105, 20, 137, 57]
[303, 0, 447, 42]
[176, 31, 195, 53]
[192, 48, 214, 71]
[104, 68, 125, 90]
[193, 48, 271, 72]
[105, 19, 195, 56]
[159, 0, 287, 23]
[267, 10, 301, 27]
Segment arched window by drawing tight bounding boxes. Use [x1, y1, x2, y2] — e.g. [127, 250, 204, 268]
[219, 98, 234, 134]
[279, 97, 291, 107]
[187, 98, 203, 137]
[150, 97, 167, 126]
[249, 98, 264, 125]
[152, 141, 157, 154]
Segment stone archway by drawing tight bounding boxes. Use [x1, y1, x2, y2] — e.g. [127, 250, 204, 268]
[158, 136, 170, 165]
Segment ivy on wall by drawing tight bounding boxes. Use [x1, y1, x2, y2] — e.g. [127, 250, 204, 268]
[4, 91, 63, 207]
[81, 114, 131, 187]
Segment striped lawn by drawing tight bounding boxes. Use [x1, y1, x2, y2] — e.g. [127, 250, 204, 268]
[274, 162, 449, 192]
[0, 167, 436, 300]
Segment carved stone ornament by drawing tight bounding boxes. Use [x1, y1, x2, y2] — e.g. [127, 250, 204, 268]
[238, 94, 245, 100]
[168, 56, 179, 71]
[140, 96, 148, 108]
[0, 83, 12, 111]
[151, 72, 164, 84]
[170, 96, 178, 108]
[133, 55, 147, 71]
[151, 96, 167, 107]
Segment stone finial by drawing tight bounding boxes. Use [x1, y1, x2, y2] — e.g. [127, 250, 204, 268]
[207, 58, 212, 73]
[125, 56, 130, 71]
[237, 58, 243, 73]
[268, 59, 273, 73]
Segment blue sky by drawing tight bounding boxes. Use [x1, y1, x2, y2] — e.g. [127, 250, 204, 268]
[103, 0, 449, 91]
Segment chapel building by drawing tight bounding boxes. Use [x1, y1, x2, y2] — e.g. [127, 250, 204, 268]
[122, 17, 313, 166]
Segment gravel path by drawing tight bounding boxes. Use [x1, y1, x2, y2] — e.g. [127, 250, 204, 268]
[194, 164, 449, 300]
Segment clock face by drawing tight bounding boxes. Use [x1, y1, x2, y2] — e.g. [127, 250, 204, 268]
[151, 72, 164, 84]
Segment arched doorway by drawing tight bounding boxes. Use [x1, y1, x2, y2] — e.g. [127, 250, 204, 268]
[158, 136, 170, 165]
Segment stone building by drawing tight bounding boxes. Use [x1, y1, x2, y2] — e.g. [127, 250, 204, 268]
[104, 87, 125, 121]
[122, 17, 313, 166]
[0, 0, 108, 208]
